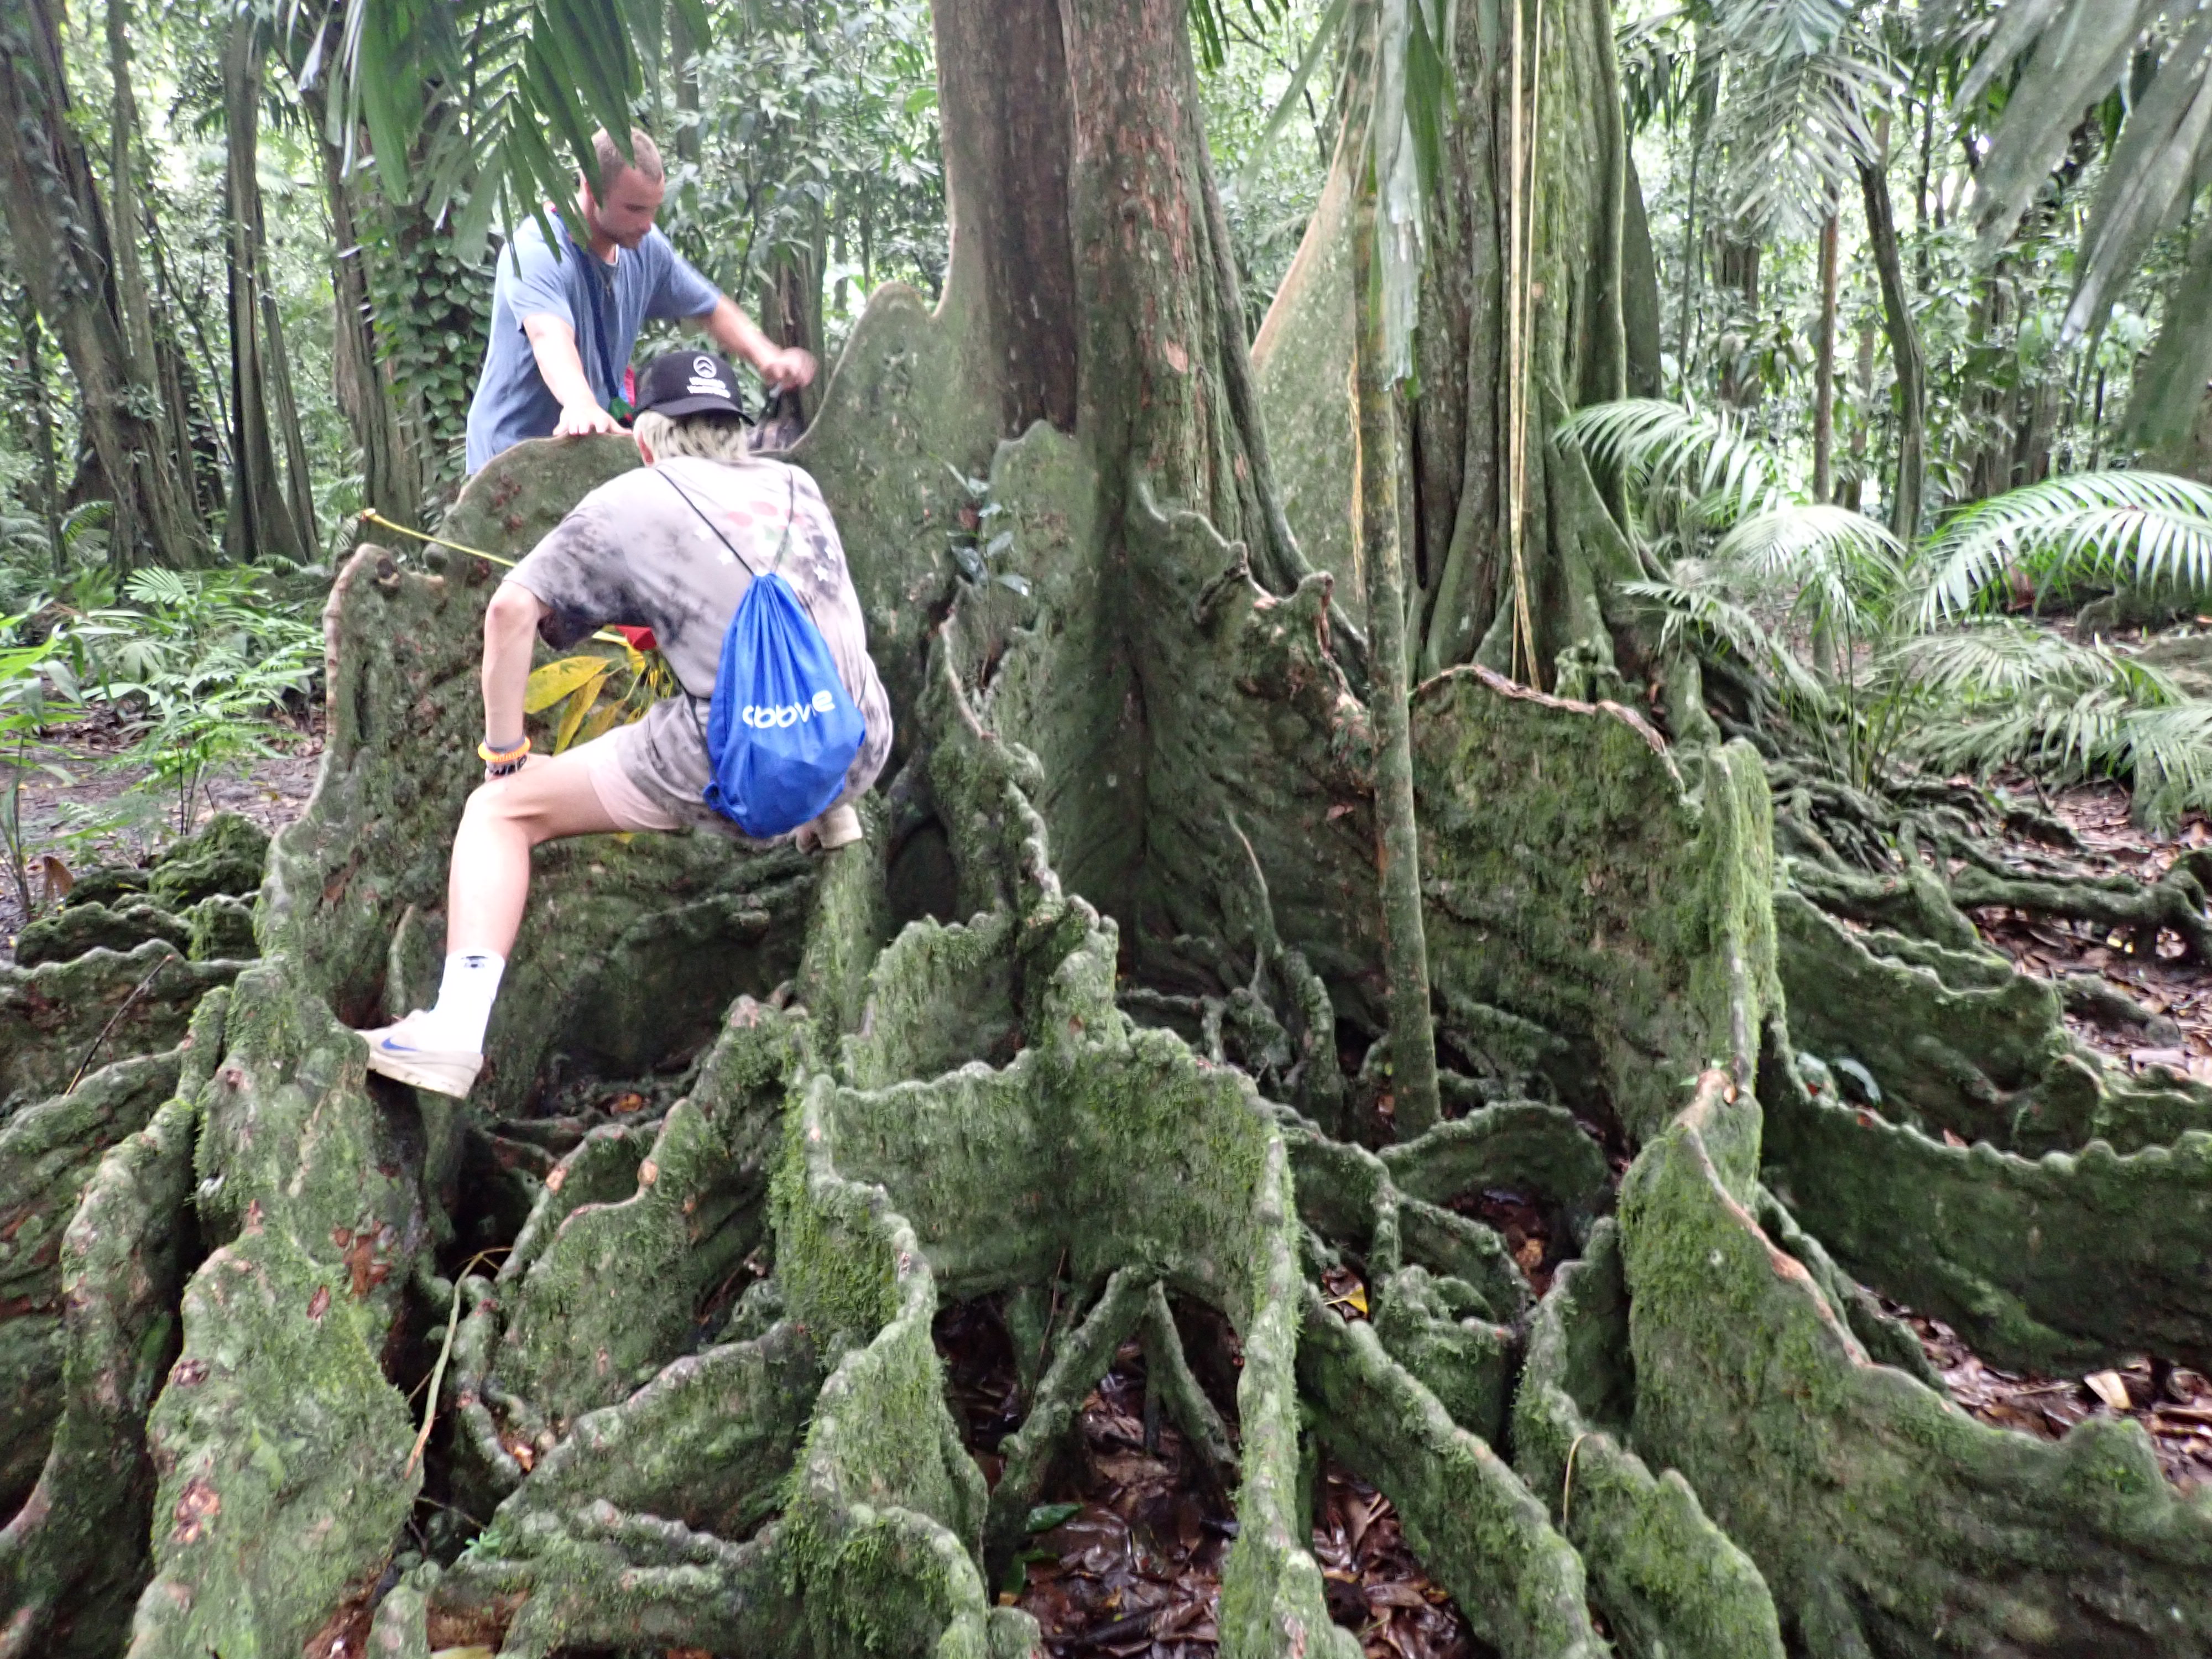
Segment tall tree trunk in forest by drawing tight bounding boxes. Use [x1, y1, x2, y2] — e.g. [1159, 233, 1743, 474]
[672, 4, 703, 166]
[1813, 209, 1839, 504]
[9, 283, 66, 573]
[1843, 312, 1876, 514]
[220, 13, 306, 564]
[0, 0, 205, 568]
[104, 0, 195, 523]
[1623, 150, 1664, 399]
[1254, 0, 1638, 698]
[307, 93, 424, 531]
[262, 291, 319, 554]
[1347, 0, 1440, 1136]
[1860, 130, 1924, 542]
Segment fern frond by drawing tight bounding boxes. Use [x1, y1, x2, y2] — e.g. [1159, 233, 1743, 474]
[1912, 471, 2212, 623]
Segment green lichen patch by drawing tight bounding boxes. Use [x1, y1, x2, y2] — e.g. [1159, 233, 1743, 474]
[133, 1220, 417, 1657]
[1624, 1072, 2212, 1658]
[147, 812, 268, 910]
[1413, 670, 1777, 1144]
[775, 891, 1351, 1655]
[1776, 889, 2083, 1149]
[0, 943, 238, 1118]
[0, 1083, 202, 1657]
[1299, 1287, 1601, 1658]
[12, 900, 191, 968]
[1380, 1101, 1616, 1241]
[784, 279, 1000, 748]
[1512, 1220, 1786, 1659]
[482, 1006, 806, 1427]
[1761, 1061, 2212, 1376]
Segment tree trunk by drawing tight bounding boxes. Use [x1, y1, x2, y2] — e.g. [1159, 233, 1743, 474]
[1253, 0, 1639, 696]
[1813, 210, 1839, 504]
[1859, 143, 1924, 542]
[103, 0, 195, 525]
[1623, 149, 1665, 399]
[261, 290, 319, 555]
[308, 92, 424, 532]
[8, 281, 66, 574]
[1347, 0, 1440, 1138]
[0, 0, 205, 569]
[219, 13, 306, 564]
[672, 3, 703, 167]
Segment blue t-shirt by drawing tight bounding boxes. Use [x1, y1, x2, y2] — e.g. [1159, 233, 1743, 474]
[464, 212, 722, 472]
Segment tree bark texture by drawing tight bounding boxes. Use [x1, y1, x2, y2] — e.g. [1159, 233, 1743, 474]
[309, 96, 425, 532]
[219, 14, 307, 564]
[0, 0, 205, 568]
[101, 0, 196, 530]
[1252, 0, 1642, 697]
[4, 2, 2212, 1655]
[1813, 210, 1838, 505]
[1348, 24, 1441, 1136]
[1859, 153, 1924, 542]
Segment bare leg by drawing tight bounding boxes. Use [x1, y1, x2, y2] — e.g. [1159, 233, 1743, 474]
[446, 747, 628, 956]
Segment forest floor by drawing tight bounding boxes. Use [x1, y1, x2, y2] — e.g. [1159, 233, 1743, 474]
[0, 703, 322, 959]
[1976, 777, 2212, 1080]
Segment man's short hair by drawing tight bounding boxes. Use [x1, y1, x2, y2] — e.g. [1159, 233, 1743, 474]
[589, 127, 665, 194]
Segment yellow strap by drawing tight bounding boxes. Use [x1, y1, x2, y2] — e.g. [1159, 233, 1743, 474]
[359, 510, 515, 568]
[357, 510, 639, 651]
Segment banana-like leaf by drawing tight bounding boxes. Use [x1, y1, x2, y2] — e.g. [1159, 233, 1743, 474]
[1964, 0, 2167, 255]
[525, 654, 614, 714]
[2065, 6, 2212, 340]
[554, 674, 607, 753]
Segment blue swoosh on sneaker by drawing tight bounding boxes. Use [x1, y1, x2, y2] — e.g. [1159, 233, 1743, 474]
[378, 1035, 424, 1053]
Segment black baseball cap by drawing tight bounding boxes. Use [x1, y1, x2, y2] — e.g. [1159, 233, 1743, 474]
[635, 349, 749, 419]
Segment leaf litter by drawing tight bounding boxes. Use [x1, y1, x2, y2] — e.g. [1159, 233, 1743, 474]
[935, 1293, 1484, 1657]
[1895, 1300, 2212, 1493]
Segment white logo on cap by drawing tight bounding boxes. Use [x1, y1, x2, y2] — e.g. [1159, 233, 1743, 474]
[694, 355, 716, 378]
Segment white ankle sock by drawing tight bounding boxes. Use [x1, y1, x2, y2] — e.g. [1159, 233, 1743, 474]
[425, 950, 505, 1052]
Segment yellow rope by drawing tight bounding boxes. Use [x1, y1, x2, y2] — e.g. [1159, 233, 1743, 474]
[358, 509, 642, 651]
[358, 509, 516, 568]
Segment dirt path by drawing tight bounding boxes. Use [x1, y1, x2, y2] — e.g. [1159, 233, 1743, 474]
[1, 705, 322, 957]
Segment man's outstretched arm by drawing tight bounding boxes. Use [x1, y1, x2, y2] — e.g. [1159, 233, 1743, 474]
[520, 315, 623, 436]
[695, 294, 817, 393]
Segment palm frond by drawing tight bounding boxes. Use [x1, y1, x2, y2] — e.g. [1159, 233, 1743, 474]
[1715, 504, 1903, 585]
[1559, 400, 1780, 514]
[1912, 472, 2212, 624]
[1885, 620, 2180, 703]
[1620, 570, 1832, 711]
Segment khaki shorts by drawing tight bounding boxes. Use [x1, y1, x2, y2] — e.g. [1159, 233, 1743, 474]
[579, 729, 685, 831]
[575, 728, 863, 847]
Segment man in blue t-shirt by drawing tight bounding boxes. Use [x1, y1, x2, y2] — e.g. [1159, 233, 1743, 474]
[463, 127, 815, 473]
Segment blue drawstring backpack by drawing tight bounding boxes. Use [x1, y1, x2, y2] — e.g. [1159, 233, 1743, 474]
[663, 469, 864, 837]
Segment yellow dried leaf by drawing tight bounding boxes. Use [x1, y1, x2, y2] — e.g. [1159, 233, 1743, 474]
[554, 677, 608, 753]
[525, 655, 613, 714]
[572, 701, 627, 748]
[2085, 1370, 2132, 1411]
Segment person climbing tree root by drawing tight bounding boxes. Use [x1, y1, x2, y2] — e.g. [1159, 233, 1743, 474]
[357, 349, 891, 1097]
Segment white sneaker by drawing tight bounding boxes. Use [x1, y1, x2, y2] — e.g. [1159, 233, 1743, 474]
[359, 1011, 484, 1098]
[796, 802, 864, 852]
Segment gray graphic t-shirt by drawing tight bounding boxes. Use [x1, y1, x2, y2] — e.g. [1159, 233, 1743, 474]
[504, 454, 893, 838]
